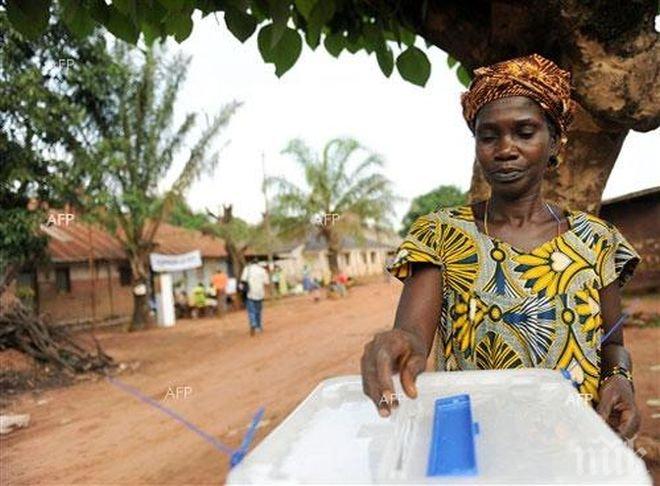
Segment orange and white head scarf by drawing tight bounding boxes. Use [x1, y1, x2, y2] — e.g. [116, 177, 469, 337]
[461, 54, 576, 165]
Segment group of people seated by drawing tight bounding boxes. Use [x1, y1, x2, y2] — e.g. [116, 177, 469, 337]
[172, 264, 355, 318]
[174, 269, 236, 318]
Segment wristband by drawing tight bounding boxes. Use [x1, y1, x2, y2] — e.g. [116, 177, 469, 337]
[600, 366, 634, 392]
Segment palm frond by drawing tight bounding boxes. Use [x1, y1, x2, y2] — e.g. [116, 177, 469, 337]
[170, 101, 241, 195]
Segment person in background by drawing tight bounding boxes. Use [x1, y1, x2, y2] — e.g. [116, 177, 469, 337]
[302, 264, 321, 302]
[271, 265, 282, 299]
[192, 282, 207, 318]
[205, 281, 218, 313]
[225, 276, 238, 311]
[174, 289, 189, 318]
[334, 270, 349, 297]
[212, 268, 228, 315]
[240, 258, 270, 336]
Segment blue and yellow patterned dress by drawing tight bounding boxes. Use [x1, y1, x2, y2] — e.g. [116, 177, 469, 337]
[387, 204, 640, 401]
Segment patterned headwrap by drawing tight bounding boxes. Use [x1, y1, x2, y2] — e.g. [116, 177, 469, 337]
[461, 53, 576, 165]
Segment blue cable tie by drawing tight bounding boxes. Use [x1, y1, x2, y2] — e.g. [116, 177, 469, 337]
[230, 407, 266, 468]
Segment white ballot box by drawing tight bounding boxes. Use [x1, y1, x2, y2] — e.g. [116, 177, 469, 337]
[227, 369, 651, 484]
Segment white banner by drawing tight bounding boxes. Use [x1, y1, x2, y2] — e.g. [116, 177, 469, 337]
[150, 250, 202, 272]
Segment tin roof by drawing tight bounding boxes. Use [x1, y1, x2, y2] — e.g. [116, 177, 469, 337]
[43, 212, 226, 263]
[601, 186, 660, 206]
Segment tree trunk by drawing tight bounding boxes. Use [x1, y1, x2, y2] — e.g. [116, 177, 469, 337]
[131, 286, 150, 331]
[469, 105, 629, 213]
[128, 255, 150, 331]
[0, 263, 20, 300]
[325, 228, 341, 276]
[411, 0, 658, 211]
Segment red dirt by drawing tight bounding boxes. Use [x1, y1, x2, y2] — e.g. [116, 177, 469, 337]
[1, 281, 658, 484]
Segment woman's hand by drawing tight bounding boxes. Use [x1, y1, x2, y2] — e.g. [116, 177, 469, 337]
[360, 329, 428, 417]
[596, 376, 641, 439]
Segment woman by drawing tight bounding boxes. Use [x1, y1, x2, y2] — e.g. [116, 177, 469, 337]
[360, 54, 641, 439]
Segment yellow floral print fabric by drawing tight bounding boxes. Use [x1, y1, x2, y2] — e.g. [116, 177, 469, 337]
[388, 205, 640, 401]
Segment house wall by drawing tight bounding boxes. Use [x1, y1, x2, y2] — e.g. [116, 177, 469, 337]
[37, 261, 133, 324]
[599, 195, 660, 292]
[33, 257, 228, 324]
[277, 246, 391, 286]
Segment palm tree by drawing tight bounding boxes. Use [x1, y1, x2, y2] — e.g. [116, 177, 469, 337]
[83, 45, 240, 330]
[267, 138, 397, 276]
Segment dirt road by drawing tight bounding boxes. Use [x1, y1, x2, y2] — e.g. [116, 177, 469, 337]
[1, 281, 658, 484]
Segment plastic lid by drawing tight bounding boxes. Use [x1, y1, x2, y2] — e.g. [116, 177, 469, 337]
[427, 394, 479, 477]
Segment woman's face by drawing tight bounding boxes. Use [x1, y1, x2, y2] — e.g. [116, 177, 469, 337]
[474, 96, 556, 198]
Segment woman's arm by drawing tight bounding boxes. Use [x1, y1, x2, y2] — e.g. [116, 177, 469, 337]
[361, 263, 444, 416]
[597, 281, 641, 439]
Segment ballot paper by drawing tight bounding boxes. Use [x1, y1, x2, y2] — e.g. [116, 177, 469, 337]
[227, 369, 651, 484]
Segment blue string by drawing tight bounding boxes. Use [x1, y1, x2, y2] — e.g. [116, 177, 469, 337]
[107, 376, 249, 457]
[600, 312, 628, 346]
[560, 312, 629, 388]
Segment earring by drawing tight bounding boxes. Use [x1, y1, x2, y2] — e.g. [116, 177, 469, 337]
[548, 155, 559, 168]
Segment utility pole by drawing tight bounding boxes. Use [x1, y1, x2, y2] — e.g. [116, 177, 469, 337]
[262, 152, 274, 271]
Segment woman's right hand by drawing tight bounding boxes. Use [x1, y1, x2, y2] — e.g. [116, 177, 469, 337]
[360, 328, 428, 417]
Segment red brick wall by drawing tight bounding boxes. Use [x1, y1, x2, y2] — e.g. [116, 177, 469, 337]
[37, 262, 133, 324]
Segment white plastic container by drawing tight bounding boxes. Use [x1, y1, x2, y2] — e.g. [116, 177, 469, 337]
[227, 369, 651, 484]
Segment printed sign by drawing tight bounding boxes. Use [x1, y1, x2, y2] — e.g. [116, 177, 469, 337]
[150, 250, 202, 272]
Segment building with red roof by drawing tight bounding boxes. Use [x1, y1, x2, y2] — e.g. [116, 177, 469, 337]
[15, 211, 228, 326]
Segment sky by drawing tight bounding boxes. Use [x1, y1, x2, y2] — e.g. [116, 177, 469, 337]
[161, 12, 659, 229]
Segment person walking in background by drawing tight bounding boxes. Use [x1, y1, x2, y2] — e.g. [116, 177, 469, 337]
[240, 258, 270, 336]
[212, 268, 229, 315]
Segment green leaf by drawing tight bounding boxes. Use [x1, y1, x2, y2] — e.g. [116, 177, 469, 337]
[269, 0, 291, 48]
[376, 45, 393, 77]
[258, 24, 302, 76]
[140, 2, 168, 26]
[106, 7, 139, 44]
[162, 9, 193, 42]
[305, 0, 334, 49]
[224, 6, 257, 42]
[7, 0, 51, 39]
[157, 0, 186, 10]
[400, 28, 415, 47]
[396, 46, 431, 87]
[112, 0, 133, 15]
[294, 0, 315, 19]
[141, 22, 164, 46]
[60, 0, 96, 38]
[323, 32, 344, 57]
[362, 23, 382, 54]
[344, 39, 360, 54]
[447, 54, 458, 69]
[174, 15, 193, 42]
[456, 64, 472, 88]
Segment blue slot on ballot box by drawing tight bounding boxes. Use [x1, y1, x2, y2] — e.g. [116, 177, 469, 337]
[427, 394, 479, 477]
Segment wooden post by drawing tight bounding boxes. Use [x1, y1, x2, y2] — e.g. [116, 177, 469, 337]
[107, 261, 114, 316]
[88, 225, 97, 323]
